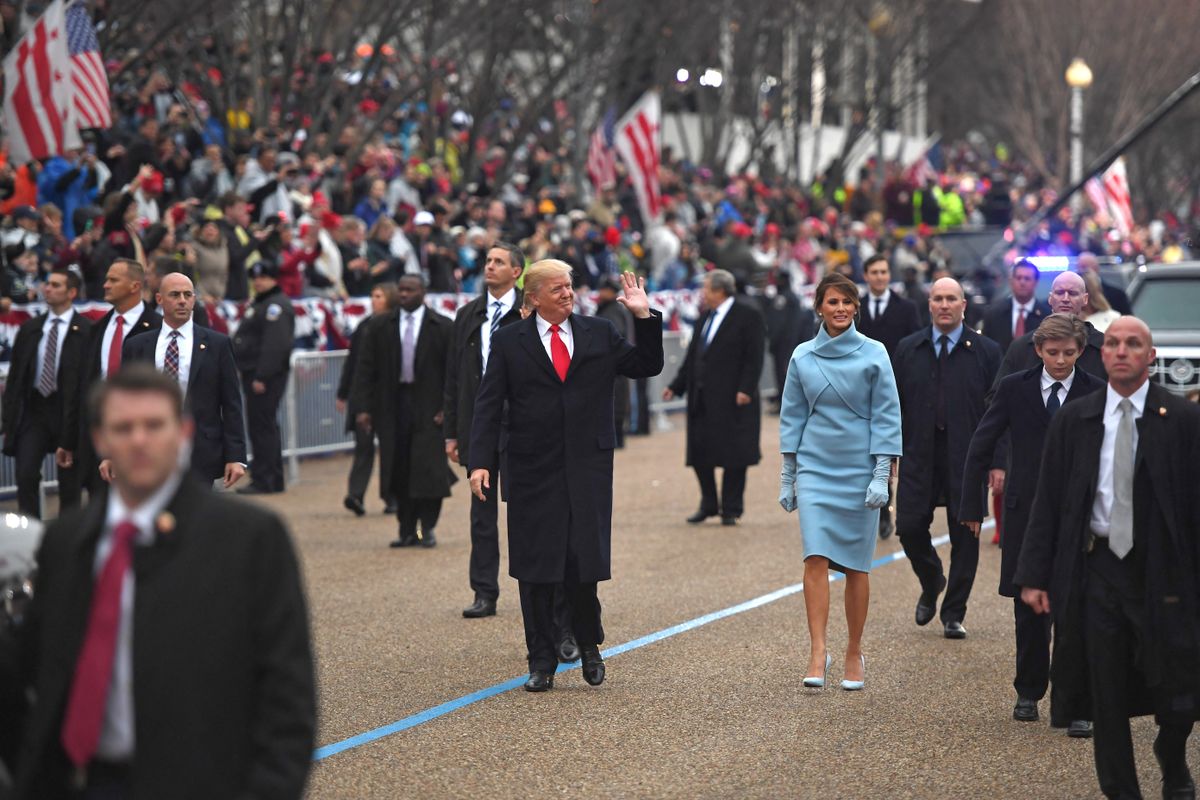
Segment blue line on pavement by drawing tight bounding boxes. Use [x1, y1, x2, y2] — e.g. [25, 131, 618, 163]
[314, 527, 976, 761]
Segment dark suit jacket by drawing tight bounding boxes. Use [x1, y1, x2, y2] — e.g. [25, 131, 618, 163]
[122, 325, 247, 481]
[443, 290, 524, 466]
[892, 326, 1002, 525]
[469, 312, 664, 583]
[977, 296, 1052, 354]
[959, 366, 1104, 596]
[1014, 384, 1200, 724]
[336, 319, 369, 434]
[857, 291, 921, 358]
[350, 306, 454, 498]
[16, 477, 315, 799]
[1, 311, 92, 456]
[667, 300, 766, 468]
[991, 320, 1106, 402]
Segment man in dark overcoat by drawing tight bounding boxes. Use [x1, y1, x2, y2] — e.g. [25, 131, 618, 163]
[977, 258, 1051, 355]
[1016, 317, 1200, 800]
[352, 274, 454, 548]
[892, 277, 1001, 639]
[664, 269, 765, 525]
[468, 263, 663, 692]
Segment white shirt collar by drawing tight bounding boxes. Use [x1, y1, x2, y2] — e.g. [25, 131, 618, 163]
[118, 301, 144, 324]
[161, 318, 194, 340]
[868, 288, 890, 301]
[1013, 297, 1035, 313]
[487, 287, 517, 312]
[1040, 366, 1074, 393]
[714, 296, 735, 316]
[536, 313, 572, 337]
[401, 305, 425, 323]
[104, 468, 184, 544]
[1104, 380, 1150, 419]
[46, 306, 75, 326]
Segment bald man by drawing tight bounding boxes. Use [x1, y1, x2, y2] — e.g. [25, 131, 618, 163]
[1016, 317, 1199, 799]
[120, 273, 248, 488]
[892, 278, 1002, 639]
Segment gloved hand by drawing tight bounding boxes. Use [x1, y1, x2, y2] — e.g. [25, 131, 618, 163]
[780, 453, 798, 513]
[865, 455, 891, 509]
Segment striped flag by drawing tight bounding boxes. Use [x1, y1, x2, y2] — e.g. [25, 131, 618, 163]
[1085, 158, 1134, 236]
[66, 0, 111, 130]
[585, 106, 617, 190]
[613, 90, 663, 226]
[2, 0, 81, 164]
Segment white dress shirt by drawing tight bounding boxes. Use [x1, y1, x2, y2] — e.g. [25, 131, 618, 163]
[1039, 367, 1075, 407]
[1011, 298, 1036, 336]
[867, 289, 890, 320]
[702, 296, 735, 345]
[93, 469, 184, 760]
[1089, 381, 1148, 538]
[154, 320, 194, 397]
[480, 288, 516, 368]
[36, 307, 75, 391]
[535, 314, 574, 360]
[100, 302, 146, 378]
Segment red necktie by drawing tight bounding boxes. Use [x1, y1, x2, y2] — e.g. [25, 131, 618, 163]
[61, 520, 140, 768]
[107, 315, 125, 377]
[1014, 308, 1026, 338]
[550, 324, 570, 382]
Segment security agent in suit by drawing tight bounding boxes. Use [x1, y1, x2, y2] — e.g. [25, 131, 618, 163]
[118, 273, 247, 489]
[468, 264, 663, 692]
[78, 259, 161, 494]
[857, 254, 921, 539]
[233, 261, 295, 495]
[960, 314, 1103, 734]
[892, 277, 1001, 639]
[664, 269, 765, 526]
[338, 284, 398, 516]
[445, 243, 525, 617]
[0, 270, 90, 517]
[1016, 317, 1199, 800]
[15, 365, 315, 800]
[351, 274, 455, 548]
[977, 259, 1052, 355]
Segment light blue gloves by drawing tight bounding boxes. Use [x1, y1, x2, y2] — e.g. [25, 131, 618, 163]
[865, 456, 891, 509]
[779, 453, 798, 512]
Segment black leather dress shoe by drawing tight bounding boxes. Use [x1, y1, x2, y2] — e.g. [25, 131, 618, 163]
[236, 484, 274, 496]
[1155, 737, 1196, 799]
[557, 635, 580, 663]
[389, 535, 419, 548]
[524, 671, 554, 692]
[581, 646, 605, 686]
[343, 495, 366, 517]
[419, 529, 437, 548]
[686, 509, 716, 524]
[1067, 720, 1093, 739]
[462, 597, 497, 618]
[943, 621, 968, 639]
[721, 515, 738, 526]
[1013, 698, 1039, 722]
[915, 575, 948, 626]
[383, 500, 398, 514]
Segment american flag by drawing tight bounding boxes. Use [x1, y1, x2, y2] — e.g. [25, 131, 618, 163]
[1, 0, 80, 164]
[66, 0, 111, 130]
[613, 91, 662, 226]
[585, 107, 617, 190]
[1085, 158, 1134, 236]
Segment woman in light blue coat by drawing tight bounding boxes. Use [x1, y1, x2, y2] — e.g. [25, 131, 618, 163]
[779, 272, 902, 690]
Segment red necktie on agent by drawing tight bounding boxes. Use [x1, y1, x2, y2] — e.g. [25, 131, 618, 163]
[61, 520, 140, 768]
[107, 315, 125, 377]
[550, 324, 570, 381]
[1014, 308, 1026, 339]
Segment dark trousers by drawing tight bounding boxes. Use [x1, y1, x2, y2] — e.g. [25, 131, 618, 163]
[1013, 597, 1051, 701]
[898, 431, 979, 624]
[518, 580, 603, 673]
[242, 373, 287, 492]
[468, 460, 501, 600]
[346, 424, 393, 505]
[1085, 545, 1194, 799]
[694, 466, 747, 518]
[392, 386, 441, 539]
[14, 392, 81, 517]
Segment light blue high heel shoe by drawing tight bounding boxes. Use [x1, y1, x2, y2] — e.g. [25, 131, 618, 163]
[841, 655, 866, 691]
[803, 653, 832, 688]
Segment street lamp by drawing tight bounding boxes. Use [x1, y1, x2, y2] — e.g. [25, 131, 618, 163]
[1065, 57, 1093, 210]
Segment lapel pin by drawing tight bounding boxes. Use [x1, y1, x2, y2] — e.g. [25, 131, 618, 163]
[156, 511, 176, 535]
[199, 343, 206, 350]
[1159, 407, 1167, 416]
[964, 339, 972, 348]
[72, 325, 79, 331]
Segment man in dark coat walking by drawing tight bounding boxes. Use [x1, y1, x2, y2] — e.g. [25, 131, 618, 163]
[353, 274, 454, 548]
[1016, 317, 1200, 800]
[468, 263, 663, 692]
[893, 277, 1001, 640]
[664, 269, 765, 526]
[977, 259, 1052, 355]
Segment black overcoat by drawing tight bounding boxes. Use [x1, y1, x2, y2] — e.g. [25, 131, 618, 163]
[468, 312, 664, 583]
[892, 326, 1001, 526]
[959, 366, 1104, 596]
[1015, 384, 1200, 724]
[337, 320, 369, 434]
[350, 306, 454, 499]
[667, 300, 766, 468]
[15, 478, 315, 799]
[1, 312, 92, 456]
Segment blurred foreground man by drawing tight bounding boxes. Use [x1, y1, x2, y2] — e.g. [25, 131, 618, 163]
[469, 263, 663, 692]
[16, 365, 315, 799]
[1016, 317, 1200, 800]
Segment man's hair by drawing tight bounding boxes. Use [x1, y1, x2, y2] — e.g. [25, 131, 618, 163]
[489, 240, 525, 272]
[1033, 313, 1088, 350]
[89, 363, 185, 429]
[523, 259, 573, 294]
[863, 253, 889, 273]
[704, 269, 736, 297]
[219, 190, 245, 211]
[49, 267, 81, 293]
[814, 272, 861, 311]
[112, 258, 146, 284]
[1012, 258, 1040, 282]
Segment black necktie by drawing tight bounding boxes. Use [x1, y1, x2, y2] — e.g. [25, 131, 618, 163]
[699, 314, 715, 350]
[1046, 381, 1063, 415]
[935, 334, 949, 430]
[874, 298, 882, 320]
